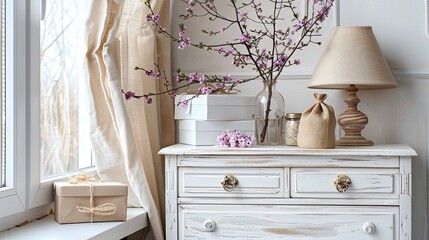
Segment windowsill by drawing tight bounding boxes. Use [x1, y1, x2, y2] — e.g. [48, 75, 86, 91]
[0, 208, 148, 240]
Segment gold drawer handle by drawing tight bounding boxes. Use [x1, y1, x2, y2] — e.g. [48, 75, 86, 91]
[333, 174, 352, 193]
[221, 175, 238, 192]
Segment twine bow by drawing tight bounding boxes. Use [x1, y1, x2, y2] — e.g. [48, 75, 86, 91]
[76, 183, 117, 222]
[68, 171, 100, 184]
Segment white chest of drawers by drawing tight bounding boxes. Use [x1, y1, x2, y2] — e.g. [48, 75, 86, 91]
[159, 144, 416, 240]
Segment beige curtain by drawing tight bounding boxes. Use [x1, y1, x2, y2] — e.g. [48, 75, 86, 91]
[83, 0, 174, 239]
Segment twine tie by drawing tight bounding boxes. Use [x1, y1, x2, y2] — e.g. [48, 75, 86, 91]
[69, 172, 116, 222]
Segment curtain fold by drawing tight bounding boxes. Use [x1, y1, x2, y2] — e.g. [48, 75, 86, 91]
[83, 0, 173, 239]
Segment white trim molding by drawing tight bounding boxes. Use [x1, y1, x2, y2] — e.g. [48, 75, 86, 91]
[333, 0, 340, 26]
[303, 0, 340, 26]
[173, 71, 429, 82]
[425, 0, 429, 39]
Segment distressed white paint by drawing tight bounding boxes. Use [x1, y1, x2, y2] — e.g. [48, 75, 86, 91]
[178, 197, 400, 206]
[177, 155, 400, 168]
[161, 144, 416, 239]
[284, 168, 290, 198]
[165, 155, 178, 240]
[179, 205, 398, 240]
[179, 167, 284, 198]
[400, 157, 412, 240]
[291, 168, 399, 198]
[159, 144, 416, 157]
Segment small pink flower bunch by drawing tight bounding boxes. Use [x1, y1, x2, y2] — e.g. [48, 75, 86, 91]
[217, 130, 255, 148]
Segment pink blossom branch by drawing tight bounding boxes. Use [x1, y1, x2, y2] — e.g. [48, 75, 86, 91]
[127, 0, 335, 143]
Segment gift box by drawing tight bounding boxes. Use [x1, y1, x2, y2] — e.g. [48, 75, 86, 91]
[54, 182, 128, 224]
[174, 94, 255, 120]
[178, 119, 255, 145]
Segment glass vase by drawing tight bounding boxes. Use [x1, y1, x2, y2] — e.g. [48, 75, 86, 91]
[254, 81, 285, 145]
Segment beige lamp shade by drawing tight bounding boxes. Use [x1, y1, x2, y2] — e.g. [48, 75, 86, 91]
[309, 26, 397, 89]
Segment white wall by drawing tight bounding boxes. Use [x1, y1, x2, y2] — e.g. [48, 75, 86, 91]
[171, 1, 429, 239]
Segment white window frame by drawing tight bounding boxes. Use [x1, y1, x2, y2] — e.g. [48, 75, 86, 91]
[0, 0, 96, 221]
[28, 0, 44, 209]
[27, 0, 96, 209]
[0, 0, 27, 218]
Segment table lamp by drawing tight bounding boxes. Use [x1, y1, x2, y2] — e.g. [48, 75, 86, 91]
[308, 26, 397, 146]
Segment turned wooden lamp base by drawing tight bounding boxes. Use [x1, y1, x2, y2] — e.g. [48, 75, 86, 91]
[336, 137, 374, 146]
[336, 84, 374, 146]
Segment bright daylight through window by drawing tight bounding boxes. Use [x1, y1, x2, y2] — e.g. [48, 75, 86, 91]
[0, 0, 5, 188]
[40, 0, 92, 178]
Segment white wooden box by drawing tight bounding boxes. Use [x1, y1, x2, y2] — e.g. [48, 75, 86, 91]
[178, 120, 255, 146]
[174, 94, 255, 120]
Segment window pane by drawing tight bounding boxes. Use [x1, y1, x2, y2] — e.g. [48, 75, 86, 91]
[0, 0, 5, 187]
[40, 0, 91, 178]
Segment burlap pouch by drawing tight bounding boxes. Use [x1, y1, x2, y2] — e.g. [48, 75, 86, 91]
[297, 93, 336, 149]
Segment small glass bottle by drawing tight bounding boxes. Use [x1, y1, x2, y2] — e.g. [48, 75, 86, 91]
[254, 81, 285, 146]
[285, 113, 301, 146]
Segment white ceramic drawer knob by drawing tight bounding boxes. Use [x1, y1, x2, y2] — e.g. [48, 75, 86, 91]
[362, 222, 376, 234]
[204, 219, 216, 232]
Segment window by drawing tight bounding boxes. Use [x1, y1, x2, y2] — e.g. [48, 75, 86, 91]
[0, 0, 94, 220]
[40, 0, 91, 178]
[28, 0, 94, 207]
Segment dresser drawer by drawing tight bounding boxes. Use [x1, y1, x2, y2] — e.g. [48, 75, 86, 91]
[178, 167, 285, 198]
[179, 205, 398, 240]
[291, 168, 400, 199]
